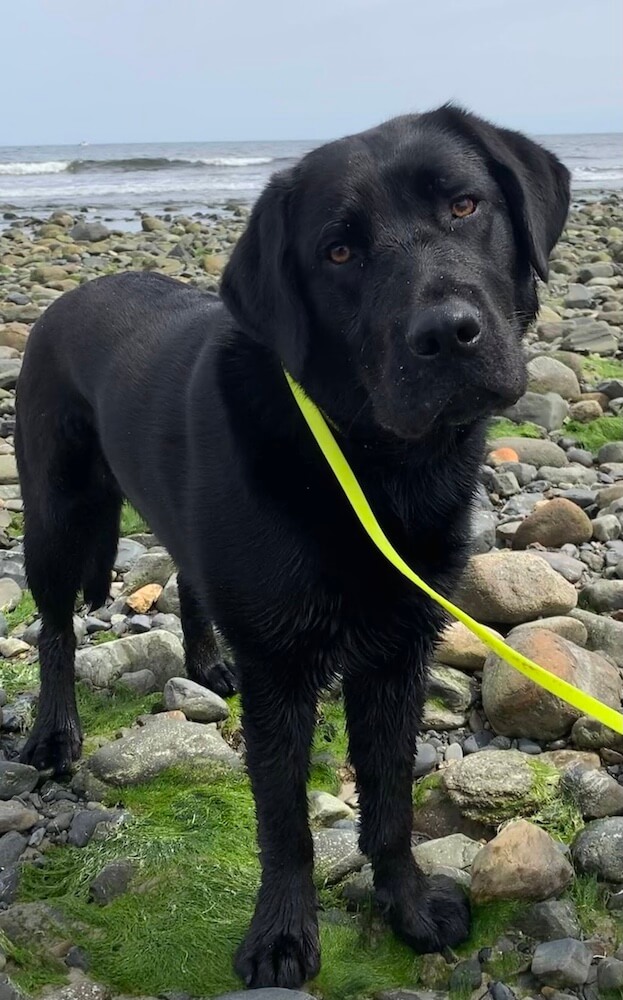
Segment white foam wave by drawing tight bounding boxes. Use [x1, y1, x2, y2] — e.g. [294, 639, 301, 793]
[190, 156, 274, 167]
[572, 166, 623, 181]
[0, 160, 69, 176]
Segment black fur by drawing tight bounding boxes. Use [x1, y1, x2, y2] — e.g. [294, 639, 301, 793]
[15, 106, 569, 989]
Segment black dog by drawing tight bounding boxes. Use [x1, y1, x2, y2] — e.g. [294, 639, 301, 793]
[16, 105, 569, 989]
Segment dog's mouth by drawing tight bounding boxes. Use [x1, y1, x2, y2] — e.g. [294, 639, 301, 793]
[374, 381, 524, 441]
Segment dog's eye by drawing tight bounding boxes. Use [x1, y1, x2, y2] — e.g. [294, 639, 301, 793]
[327, 244, 352, 265]
[450, 196, 477, 219]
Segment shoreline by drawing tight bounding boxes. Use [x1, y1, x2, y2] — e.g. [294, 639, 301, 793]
[1, 186, 621, 235]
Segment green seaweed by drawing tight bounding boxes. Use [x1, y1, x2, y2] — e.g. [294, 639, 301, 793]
[119, 502, 150, 537]
[564, 415, 623, 453]
[487, 418, 543, 441]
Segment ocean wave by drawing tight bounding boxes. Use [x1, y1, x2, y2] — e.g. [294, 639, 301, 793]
[0, 155, 278, 177]
[0, 161, 69, 176]
[572, 165, 623, 181]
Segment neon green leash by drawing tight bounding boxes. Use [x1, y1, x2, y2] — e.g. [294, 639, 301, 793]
[284, 370, 623, 736]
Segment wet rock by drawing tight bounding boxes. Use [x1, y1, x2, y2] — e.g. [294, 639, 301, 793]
[561, 764, 623, 818]
[313, 828, 364, 884]
[571, 608, 623, 666]
[572, 817, 623, 881]
[526, 356, 580, 400]
[482, 630, 621, 739]
[504, 391, 568, 431]
[308, 791, 354, 826]
[512, 497, 593, 549]
[75, 630, 185, 688]
[580, 579, 623, 612]
[68, 809, 125, 848]
[0, 801, 40, 833]
[89, 860, 136, 904]
[471, 819, 573, 902]
[162, 677, 229, 723]
[442, 750, 555, 826]
[517, 899, 582, 941]
[0, 761, 38, 799]
[531, 938, 593, 987]
[85, 717, 241, 785]
[455, 551, 577, 624]
[487, 438, 568, 468]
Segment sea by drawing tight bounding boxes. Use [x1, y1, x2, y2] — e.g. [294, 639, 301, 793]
[0, 132, 621, 230]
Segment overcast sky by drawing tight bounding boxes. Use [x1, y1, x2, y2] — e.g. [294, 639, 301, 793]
[2, 0, 621, 146]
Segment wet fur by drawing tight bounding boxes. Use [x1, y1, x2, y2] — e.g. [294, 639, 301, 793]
[15, 106, 569, 989]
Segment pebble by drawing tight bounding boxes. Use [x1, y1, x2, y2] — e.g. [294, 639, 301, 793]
[531, 938, 593, 987]
[89, 860, 136, 904]
[413, 743, 438, 776]
[162, 676, 229, 723]
[0, 801, 40, 833]
[517, 899, 582, 941]
[0, 762, 38, 799]
[572, 816, 623, 881]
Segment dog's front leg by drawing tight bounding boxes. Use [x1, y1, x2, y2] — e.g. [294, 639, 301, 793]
[234, 662, 320, 990]
[343, 655, 471, 953]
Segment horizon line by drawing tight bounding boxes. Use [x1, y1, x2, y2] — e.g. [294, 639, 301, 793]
[1, 128, 622, 148]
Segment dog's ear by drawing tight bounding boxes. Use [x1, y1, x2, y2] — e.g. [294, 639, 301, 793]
[220, 169, 308, 377]
[435, 106, 570, 280]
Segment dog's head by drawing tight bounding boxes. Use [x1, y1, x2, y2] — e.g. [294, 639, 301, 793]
[221, 105, 570, 441]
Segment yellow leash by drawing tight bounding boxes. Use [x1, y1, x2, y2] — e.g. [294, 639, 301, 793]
[284, 371, 623, 736]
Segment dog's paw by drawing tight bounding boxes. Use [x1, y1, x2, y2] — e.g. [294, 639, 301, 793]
[383, 874, 471, 953]
[234, 911, 320, 989]
[21, 720, 82, 775]
[188, 658, 238, 698]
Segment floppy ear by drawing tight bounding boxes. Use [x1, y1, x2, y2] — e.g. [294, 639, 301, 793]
[434, 106, 571, 280]
[220, 169, 308, 377]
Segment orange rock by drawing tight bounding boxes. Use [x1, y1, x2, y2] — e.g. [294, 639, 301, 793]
[126, 583, 163, 614]
[488, 447, 519, 465]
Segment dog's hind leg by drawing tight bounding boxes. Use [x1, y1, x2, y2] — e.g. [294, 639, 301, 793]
[177, 574, 238, 696]
[17, 412, 122, 774]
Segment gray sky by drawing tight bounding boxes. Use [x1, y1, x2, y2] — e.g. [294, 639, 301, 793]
[2, 0, 622, 145]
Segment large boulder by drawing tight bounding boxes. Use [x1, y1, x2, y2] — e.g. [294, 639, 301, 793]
[75, 630, 185, 688]
[455, 552, 577, 625]
[504, 391, 569, 431]
[482, 630, 622, 739]
[526, 356, 581, 401]
[486, 438, 568, 468]
[512, 497, 593, 549]
[442, 750, 558, 826]
[84, 716, 241, 786]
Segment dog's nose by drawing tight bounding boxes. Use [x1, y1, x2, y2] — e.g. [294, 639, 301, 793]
[407, 303, 481, 359]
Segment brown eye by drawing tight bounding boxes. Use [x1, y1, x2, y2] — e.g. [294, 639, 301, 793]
[328, 244, 352, 264]
[451, 196, 477, 219]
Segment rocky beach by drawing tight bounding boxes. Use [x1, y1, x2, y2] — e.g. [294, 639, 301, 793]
[0, 194, 622, 1000]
